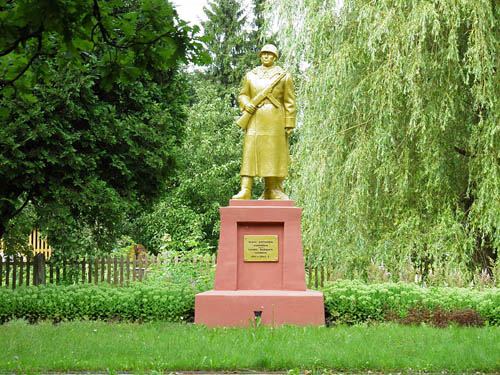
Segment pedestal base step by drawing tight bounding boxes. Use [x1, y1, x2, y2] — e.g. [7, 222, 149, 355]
[195, 289, 325, 327]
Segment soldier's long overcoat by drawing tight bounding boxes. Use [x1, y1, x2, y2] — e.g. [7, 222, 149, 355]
[238, 65, 296, 177]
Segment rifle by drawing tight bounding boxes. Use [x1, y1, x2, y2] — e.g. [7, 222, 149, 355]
[236, 71, 287, 130]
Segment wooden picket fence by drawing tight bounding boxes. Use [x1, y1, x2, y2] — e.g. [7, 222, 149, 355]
[28, 229, 52, 258]
[306, 265, 329, 289]
[0, 253, 217, 289]
[1, 252, 328, 290]
[0, 230, 52, 258]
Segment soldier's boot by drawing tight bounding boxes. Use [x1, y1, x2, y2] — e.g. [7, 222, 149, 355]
[232, 176, 253, 200]
[258, 177, 272, 200]
[263, 177, 289, 200]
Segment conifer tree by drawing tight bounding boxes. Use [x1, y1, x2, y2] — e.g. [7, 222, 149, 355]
[202, 0, 257, 88]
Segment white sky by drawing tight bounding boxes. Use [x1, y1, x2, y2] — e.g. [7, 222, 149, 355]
[174, 0, 345, 30]
[174, 0, 210, 27]
[174, 0, 254, 29]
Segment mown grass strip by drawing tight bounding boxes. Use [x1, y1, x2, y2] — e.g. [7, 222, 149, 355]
[1, 320, 500, 372]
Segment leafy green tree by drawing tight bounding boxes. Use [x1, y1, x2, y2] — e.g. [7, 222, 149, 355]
[0, 0, 206, 97]
[0, 0, 207, 255]
[252, 0, 266, 34]
[131, 1, 274, 253]
[201, 0, 260, 89]
[251, 0, 276, 46]
[173, 81, 244, 247]
[270, 0, 500, 280]
[130, 0, 276, 254]
[130, 79, 245, 253]
[131, 196, 206, 254]
[1, 62, 189, 256]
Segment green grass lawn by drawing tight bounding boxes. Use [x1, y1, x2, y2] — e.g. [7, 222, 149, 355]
[1, 320, 500, 372]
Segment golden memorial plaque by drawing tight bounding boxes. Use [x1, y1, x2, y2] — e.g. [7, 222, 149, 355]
[244, 235, 279, 262]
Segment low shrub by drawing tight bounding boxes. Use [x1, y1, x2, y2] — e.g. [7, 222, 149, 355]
[3, 279, 500, 326]
[0, 282, 199, 324]
[322, 280, 500, 326]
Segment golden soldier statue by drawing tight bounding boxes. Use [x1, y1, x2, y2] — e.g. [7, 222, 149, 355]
[232, 44, 296, 200]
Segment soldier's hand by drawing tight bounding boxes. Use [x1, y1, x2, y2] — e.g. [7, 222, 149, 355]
[285, 127, 294, 136]
[245, 103, 257, 114]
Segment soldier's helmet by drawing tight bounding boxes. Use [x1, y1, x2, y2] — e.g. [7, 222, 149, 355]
[259, 44, 279, 59]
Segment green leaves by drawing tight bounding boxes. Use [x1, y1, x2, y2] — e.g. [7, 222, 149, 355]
[201, 0, 262, 89]
[0, 54, 189, 256]
[322, 280, 500, 326]
[2, 280, 500, 326]
[271, 0, 500, 280]
[0, 283, 199, 324]
[0, 0, 204, 250]
[154, 81, 244, 251]
[0, 0, 206, 96]
[132, 197, 208, 254]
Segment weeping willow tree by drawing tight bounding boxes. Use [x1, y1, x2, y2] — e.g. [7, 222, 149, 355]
[269, 0, 500, 282]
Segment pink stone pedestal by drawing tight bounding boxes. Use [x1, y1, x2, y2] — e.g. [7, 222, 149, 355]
[195, 200, 324, 327]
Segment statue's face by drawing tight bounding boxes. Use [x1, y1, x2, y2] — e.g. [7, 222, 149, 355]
[260, 52, 277, 67]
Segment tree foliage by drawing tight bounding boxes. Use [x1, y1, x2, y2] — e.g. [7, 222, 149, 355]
[270, 0, 500, 280]
[0, 0, 206, 97]
[202, 0, 255, 88]
[130, 79, 244, 253]
[1, 62, 189, 256]
[131, 0, 273, 254]
[172, 81, 243, 247]
[0, 0, 206, 255]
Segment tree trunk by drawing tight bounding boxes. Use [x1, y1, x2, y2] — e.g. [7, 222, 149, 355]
[33, 253, 46, 285]
[0, 221, 6, 241]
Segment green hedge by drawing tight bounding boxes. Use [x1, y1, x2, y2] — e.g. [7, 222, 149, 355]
[2, 280, 500, 326]
[323, 280, 500, 326]
[0, 283, 197, 323]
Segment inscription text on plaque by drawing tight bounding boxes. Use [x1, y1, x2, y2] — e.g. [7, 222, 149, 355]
[244, 235, 278, 262]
